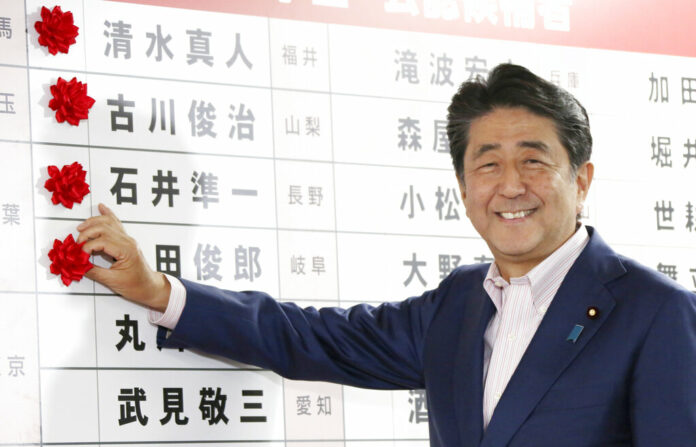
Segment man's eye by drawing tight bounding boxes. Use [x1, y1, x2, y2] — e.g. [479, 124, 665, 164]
[525, 159, 542, 164]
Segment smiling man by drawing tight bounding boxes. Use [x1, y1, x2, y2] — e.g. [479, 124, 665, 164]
[78, 64, 696, 446]
[457, 106, 592, 279]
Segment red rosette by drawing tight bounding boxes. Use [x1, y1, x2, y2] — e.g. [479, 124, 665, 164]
[48, 77, 95, 126]
[44, 162, 90, 208]
[34, 5, 79, 55]
[48, 234, 93, 286]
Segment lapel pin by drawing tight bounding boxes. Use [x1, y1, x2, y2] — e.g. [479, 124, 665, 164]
[587, 306, 599, 320]
[566, 324, 584, 344]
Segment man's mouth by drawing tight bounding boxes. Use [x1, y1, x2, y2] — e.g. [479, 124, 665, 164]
[496, 209, 535, 220]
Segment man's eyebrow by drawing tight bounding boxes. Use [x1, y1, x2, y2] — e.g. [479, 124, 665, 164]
[471, 143, 500, 160]
[470, 141, 549, 159]
[518, 140, 550, 152]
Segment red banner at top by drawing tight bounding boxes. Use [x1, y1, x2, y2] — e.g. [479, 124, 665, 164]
[112, 0, 695, 58]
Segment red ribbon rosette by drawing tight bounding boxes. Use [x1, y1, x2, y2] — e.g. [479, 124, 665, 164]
[48, 77, 95, 126]
[48, 234, 93, 286]
[34, 5, 79, 55]
[44, 162, 90, 208]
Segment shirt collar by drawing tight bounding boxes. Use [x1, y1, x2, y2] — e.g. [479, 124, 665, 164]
[484, 224, 590, 309]
[529, 224, 589, 294]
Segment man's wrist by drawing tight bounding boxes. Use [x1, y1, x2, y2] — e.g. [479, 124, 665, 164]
[150, 272, 171, 313]
[149, 274, 186, 330]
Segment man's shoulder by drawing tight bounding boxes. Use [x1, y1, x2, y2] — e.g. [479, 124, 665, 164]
[433, 263, 489, 298]
[605, 253, 696, 312]
[617, 254, 691, 289]
[579, 227, 694, 303]
[448, 262, 489, 281]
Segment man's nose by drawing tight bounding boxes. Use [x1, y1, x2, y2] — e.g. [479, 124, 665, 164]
[497, 165, 526, 198]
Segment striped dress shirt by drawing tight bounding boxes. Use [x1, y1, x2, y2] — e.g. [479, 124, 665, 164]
[481, 224, 589, 429]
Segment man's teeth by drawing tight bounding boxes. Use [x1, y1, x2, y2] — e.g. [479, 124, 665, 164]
[500, 210, 533, 219]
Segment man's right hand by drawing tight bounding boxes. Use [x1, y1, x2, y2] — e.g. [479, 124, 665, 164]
[76, 203, 171, 312]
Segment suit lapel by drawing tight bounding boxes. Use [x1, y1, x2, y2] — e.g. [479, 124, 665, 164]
[480, 228, 624, 447]
[453, 276, 496, 446]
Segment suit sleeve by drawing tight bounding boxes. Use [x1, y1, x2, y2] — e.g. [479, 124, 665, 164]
[156, 276, 452, 390]
[630, 290, 696, 445]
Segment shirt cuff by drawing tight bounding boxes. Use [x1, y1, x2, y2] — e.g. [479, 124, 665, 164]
[147, 273, 186, 330]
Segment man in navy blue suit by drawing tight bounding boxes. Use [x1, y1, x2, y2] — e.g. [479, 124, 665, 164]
[78, 64, 696, 446]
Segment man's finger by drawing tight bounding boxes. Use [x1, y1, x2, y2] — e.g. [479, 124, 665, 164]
[76, 224, 107, 244]
[99, 203, 120, 224]
[82, 236, 124, 261]
[98, 203, 114, 217]
[77, 214, 104, 231]
[77, 214, 120, 232]
[84, 264, 116, 286]
[78, 205, 127, 237]
[98, 203, 125, 229]
[76, 222, 126, 245]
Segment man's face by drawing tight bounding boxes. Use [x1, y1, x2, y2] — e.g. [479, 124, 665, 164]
[457, 107, 593, 277]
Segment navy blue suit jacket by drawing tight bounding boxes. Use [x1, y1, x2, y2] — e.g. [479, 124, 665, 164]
[158, 227, 696, 446]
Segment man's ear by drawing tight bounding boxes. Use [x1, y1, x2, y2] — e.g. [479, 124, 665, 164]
[456, 172, 466, 201]
[575, 161, 594, 213]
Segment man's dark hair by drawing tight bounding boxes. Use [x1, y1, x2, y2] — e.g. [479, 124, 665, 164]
[447, 63, 592, 181]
